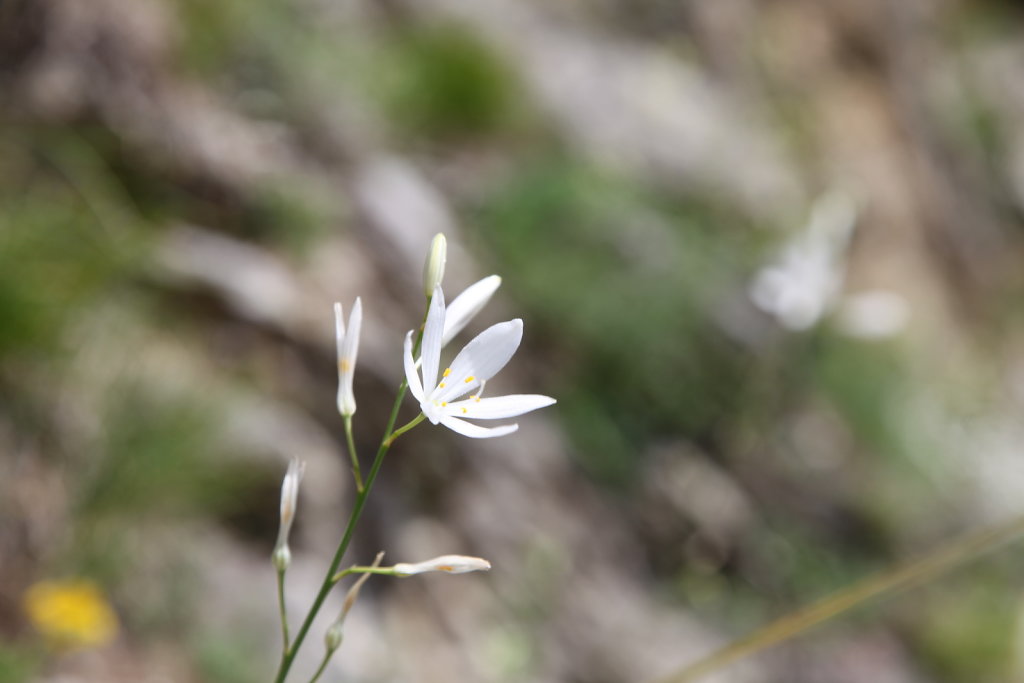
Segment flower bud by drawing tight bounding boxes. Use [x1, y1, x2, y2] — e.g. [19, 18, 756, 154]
[392, 555, 492, 576]
[334, 298, 363, 417]
[272, 545, 291, 572]
[325, 623, 344, 652]
[422, 233, 447, 298]
[273, 457, 305, 568]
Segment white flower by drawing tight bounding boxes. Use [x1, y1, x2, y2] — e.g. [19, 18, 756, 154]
[273, 457, 306, 569]
[392, 555, 492, 576]
[441, 275, 501, 347]
[405, 286, 555, 438]
[750, 192, 857, 331]
[334, 298, 363, 416]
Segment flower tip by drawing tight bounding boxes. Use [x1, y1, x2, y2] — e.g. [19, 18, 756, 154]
[423, 233, 448, 297]
[333, 302, 344, 336]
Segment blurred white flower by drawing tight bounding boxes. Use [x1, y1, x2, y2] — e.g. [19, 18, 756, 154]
[273, 457, 305, 570]
[392, 555, 492, 576]
[405, 286, 556, 438]
[334, 298, 363, 416]
[750, 192, 857, 330]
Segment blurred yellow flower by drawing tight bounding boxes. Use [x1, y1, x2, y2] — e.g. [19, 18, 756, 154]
[23, 579, 119, 649]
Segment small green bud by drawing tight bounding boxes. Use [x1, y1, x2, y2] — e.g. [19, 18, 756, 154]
[422, 233, 447, 298]
[325, 623, 344, 652]
[273, 545, 291, 572]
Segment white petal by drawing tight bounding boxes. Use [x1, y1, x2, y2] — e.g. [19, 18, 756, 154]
[439, 415, 519, 439]
[342, 298, 362, 364]
[337, 297, 362, 416]
[275, 457, 306, 551]
[403, 331, 425, 402]
[441, 275, 501, 347]
[393, 554, 491, 576]
[421, 286, 446, 393]
[333, 302, 346, 343]
[446, 394, 556, 420]
[434, 319, 523, 403]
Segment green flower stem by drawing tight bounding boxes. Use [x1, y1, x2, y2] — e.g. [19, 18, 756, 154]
[343, 415, 363, 493]
[385, 413, 426, 447]
[276, 567, 290, 651]
[273, 303, 431, 683]
[331, 565, 402, 583]
[307, 649, 333, 683]
[655, 512, 1024, 683]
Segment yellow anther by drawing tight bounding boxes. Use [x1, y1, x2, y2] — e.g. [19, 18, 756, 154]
[339, 359, 352, 372]
[461, 407, 468, 414]
[464, 375, 475, 383]
[442, 368, 451, 377]
[439, 382, 446, 388]
[441, 402, 448, 407]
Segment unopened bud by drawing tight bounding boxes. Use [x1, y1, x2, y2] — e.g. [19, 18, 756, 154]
[334, 299, 363, 417]
[325, 623, 344, 652]
[273, 457, 305, 567]
[392, 554, 491, 576]
[272, 545, 291, 572]
[422, 233, 447, 298]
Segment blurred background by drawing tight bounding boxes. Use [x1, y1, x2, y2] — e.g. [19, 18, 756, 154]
[3, 0, 1024, 681]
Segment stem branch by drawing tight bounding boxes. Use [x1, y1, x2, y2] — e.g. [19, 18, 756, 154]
[272, 303, 431, 683]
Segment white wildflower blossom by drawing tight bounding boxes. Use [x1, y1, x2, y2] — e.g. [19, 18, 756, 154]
[441, 275, 502, 347]
[405, 286, 555, 439]
[750, 192, 857, 331]
[392, 555, 492, 576]
[334, 298, 363, 416]
[273, 457, 305, 570]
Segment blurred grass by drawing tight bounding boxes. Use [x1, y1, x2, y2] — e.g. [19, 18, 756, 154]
[380, 24, 528, 142]
[477, 156, 766, 483]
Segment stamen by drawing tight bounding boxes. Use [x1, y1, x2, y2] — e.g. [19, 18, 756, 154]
[461, 407, 468, 414]
[464, 375, 475, 383]
[441, 402, 448, 407]
[439, 382, 446, 388]
[442, 368, 452, 377]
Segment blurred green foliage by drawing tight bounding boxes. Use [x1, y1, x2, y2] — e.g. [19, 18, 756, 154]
[477, 156, 763, 483]
[0, 645, 37, 683]
[194, 629, 268, 683]
[916, 565, 1020, 683]
[0, 131, 140, 358]
[381, 24, 527, 142]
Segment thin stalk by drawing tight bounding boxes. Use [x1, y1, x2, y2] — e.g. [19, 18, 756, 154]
[307, 649, 333, 683]
[343, 415, 363, 493]
[655, 512, 1024, 683]
[273, 304, 430, 683]
[332, 565, 400, 582]
[385, 413, 426, 446]
[276, 568, 290, 651]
